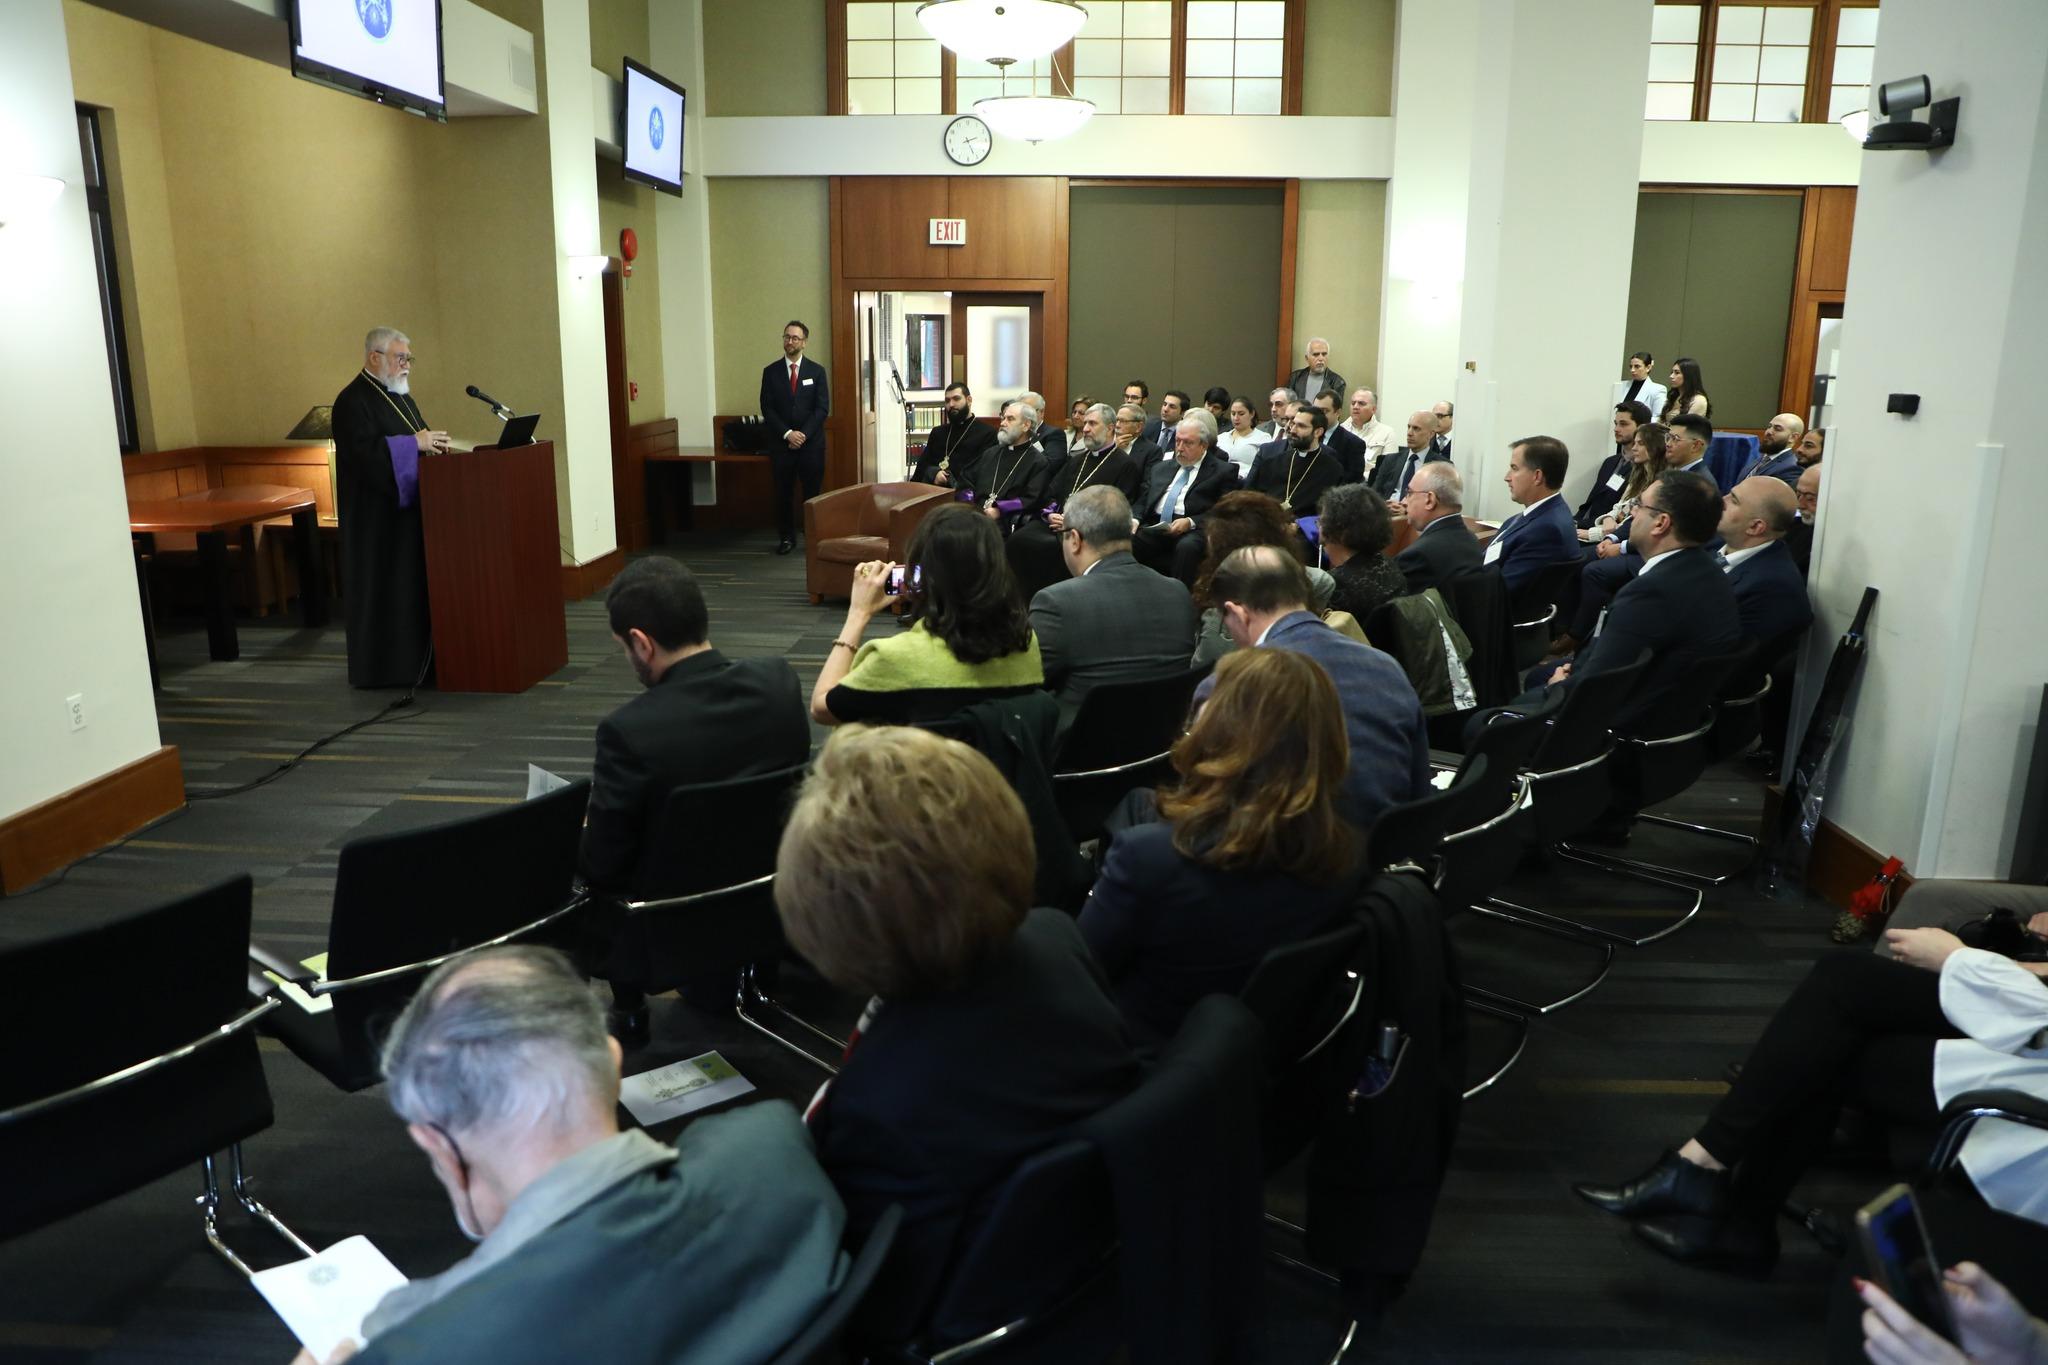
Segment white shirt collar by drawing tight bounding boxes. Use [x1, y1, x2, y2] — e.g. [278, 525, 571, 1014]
[1722, 541, 1773, 571]
[1636, 547, 1684, 578]
[1674, 455, 1705, 472]
[1518, 490, 1561, 517]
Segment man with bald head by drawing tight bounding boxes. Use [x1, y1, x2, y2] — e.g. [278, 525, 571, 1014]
[1737, 413, 1806, 487]
[1371, 409, 1450, 501]
[1718, 475, 1813, 647]
[1339, 388, 1399, 475]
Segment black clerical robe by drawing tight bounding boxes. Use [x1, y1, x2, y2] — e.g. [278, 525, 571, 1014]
[332, 370, 433, 687]
[912, 416, 998, 488]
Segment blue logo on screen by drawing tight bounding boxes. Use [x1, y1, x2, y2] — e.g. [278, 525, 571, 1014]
[648, 106, 665, 150]
[356, 0, 393, 41]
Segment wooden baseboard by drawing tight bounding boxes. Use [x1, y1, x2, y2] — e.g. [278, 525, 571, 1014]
[0, 746, 185, 895]
[561, 547, 624, 601]
[1760, 784, 1915, 910]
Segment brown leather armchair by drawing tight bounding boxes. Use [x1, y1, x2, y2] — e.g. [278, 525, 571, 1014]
[804, 481, 951, 603]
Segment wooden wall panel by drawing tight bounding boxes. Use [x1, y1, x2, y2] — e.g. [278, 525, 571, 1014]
[839, 177, 952, 278]
[946, 177, 1057, 279]
[0, 745, 184, 894]
[1779, 186, 1856, 420]
[1806, 185, 1856, 293]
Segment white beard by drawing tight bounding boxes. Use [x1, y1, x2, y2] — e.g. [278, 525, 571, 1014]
[373, 368, 409, 395]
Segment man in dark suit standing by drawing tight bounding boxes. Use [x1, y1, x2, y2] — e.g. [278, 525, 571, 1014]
[1575, 401, 1652, 530]
[759, 320, 829, 555]
[1198, 545, 1430, 827]
[1717, 476, 1813, 646]
[1133, 416, 1237, 579]
[582, 558, 812, 894]
[1532, 470, 1741, 735]
[1483, 435, 1581, 597]
[1030, 486, 1199, 729]
[1394, 461, 1482, 592]
[1371, 410, 1447, 501]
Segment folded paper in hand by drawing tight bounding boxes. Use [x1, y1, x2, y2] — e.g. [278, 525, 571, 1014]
[250, 1235, 408, 1362]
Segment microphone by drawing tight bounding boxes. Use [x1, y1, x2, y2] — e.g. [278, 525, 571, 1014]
[466, 384, 513, 420]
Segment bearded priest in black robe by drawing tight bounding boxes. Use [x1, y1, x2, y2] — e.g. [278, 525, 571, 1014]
[332, 327, 449, 687]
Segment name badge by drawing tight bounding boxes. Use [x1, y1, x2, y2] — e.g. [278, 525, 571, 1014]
[1605, 471, 1626, 490]
[801, 377, 815, 386]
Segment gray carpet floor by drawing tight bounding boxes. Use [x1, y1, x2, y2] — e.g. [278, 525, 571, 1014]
[0, 530, 1884, 1363]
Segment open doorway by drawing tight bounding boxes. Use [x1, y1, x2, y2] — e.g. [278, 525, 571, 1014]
[850, 288, 1045, 483]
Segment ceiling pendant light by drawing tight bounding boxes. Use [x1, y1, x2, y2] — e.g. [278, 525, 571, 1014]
[917, 0, 1088, 65]
[974, 93, 1094, 143]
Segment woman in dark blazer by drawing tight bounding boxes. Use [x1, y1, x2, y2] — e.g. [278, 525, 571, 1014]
[1080, 648, 1364, 1044]
[779, 725, 1139, 1342]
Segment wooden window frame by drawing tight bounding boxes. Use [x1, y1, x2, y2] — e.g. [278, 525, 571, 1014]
[829, 0, 1304, 118]
[1653, 0, 1878, 125]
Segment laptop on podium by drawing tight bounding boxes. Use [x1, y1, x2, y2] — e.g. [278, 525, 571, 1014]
[491, 413, 542, 448]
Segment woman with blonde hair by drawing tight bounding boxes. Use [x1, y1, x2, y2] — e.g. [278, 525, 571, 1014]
[1079, 648, 1364, 1043]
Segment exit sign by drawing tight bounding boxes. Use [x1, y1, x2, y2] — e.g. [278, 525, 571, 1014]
[929, 217, 968, 246]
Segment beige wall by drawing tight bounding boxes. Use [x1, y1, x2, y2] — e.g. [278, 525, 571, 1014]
[1294, 179, 1387, 404]
[704, 0, 828, 115]
[64, 0, 571, 455]
[708, 178, 831, 413]
[590, 0, 667, 421]
[65, 2, 196, 450]
[1302, 0, 1395, 117]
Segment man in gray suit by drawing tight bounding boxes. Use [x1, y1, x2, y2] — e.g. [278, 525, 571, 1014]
[349, 946, 846, 1364]
[1030, 485, 1199, 728]
[1196, 545, 1431, 827]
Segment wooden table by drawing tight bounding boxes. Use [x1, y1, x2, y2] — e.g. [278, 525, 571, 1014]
[643, 447, 774, 541]
[128, 484, 326, 675]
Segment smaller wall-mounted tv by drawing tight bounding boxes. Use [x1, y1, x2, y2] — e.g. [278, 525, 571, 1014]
[290, 0, 447, 123]
[623, 57, 685, 196]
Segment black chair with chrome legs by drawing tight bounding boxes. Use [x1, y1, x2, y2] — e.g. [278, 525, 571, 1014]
[606, 763, 848, 1073]
[252, 781, 594, 1092]
[1050, 665, 1209, 844]
[1508, 560, 1581, 673]
[1556, 641, 1756, 893]
[1, 876, 309, 1277]
[770, 1205, 906, 1365]
[1625, 637, 1783, 881]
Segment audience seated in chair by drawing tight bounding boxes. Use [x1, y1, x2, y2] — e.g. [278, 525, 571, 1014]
[1189, 491, 1334, 667]
[1080, 649, 1364, 1045]
[1131, 416, 1238, 583]
[910, 381, 996, 489]
[1483, 434, 1581, 597]
[1370, 410, 1449, 502]
[1317, 482, 1408, 624]
[1788, 461, 1822, 578]
[1572, 930, 2048, 1276]
[1716, 476, 1814, 646]
[1393, 460, 1482, 594]
[975, 398, 1059, 536]
[581, 557, 810, 895]
[1245, 403, 1351, 524]
[1028, 485, 1199, 731]
[1195, 545, 1430, 829]
[1518, 469, 1741, 736]
[1734, 413, 1807, 488]
[811, 504, 1043, 726]
[332, 946, 845, 1365]
[777, 726, 1139, 1341]
[1006, 401, 1146, 601]
[1573, 402, 1654, 530]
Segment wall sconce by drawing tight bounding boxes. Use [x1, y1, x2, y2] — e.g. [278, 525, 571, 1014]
[0, 173, 64, 229]
[568, 254, 611, 280]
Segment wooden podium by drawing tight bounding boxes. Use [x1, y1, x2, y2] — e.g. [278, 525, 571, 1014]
[421, 441, 568, 693]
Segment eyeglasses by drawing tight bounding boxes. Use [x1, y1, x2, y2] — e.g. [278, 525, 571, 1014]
[1635, 499, 1667, 518]
[372, 349, 415, 367]
[782, 333, 806, 342]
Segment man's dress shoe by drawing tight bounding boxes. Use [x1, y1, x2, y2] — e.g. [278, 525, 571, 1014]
[1572, 1150, 1728, 1220]
[1633, 1211, 1780, 1276]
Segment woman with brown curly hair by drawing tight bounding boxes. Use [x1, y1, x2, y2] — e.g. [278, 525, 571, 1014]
[1188, 490, 1337, 666]
[1079, 648, 1364, 1043]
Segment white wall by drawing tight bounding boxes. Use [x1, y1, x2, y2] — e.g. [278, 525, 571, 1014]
[697, 114, 1393, 179]
[650, 0, 717, 504]
[1455, 0, 1652, 520]
[1804, 0, 2048, 877]
[1641, 120, 1861, 187]
[0, 0, 164, 821]
[538, 0, 616, 564]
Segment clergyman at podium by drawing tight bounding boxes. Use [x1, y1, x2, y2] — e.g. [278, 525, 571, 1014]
[759, 319, 828, 555]
[332, 326, 448, 688]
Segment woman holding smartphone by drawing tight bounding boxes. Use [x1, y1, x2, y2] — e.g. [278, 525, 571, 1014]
[1572, 928, 2048, 1274]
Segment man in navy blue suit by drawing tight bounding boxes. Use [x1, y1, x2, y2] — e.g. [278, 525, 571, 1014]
[1731, 413, 1806, 488]
[1717, 475, 1813, 647]
[758, 320, 829, 555]
[1483, 435, 1581, 597]
[1196, 545, 1431, 827]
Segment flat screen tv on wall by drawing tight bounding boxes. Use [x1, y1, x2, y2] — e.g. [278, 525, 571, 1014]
[290, 0, 447, 123]
[623, 57, 685, 196]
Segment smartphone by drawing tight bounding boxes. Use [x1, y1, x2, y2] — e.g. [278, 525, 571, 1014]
[884, 564, 922, 596]
[1855, 1184, 1957, 1344]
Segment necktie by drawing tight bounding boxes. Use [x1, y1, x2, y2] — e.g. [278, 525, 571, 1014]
[1398, 450, 1419, 494]
[1158, 465, 1193, 520]
[789, 362, 799, 395]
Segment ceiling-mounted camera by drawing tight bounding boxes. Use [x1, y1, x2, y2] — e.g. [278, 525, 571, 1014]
[1863, 74, 1959, 150]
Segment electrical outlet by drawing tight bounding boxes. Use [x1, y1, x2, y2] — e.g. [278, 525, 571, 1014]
[66, 693, 86, 732]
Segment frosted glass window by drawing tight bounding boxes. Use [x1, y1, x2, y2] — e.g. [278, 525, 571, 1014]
[1645, 5, 1701, 121]
[1181, 2, 1289, 115]
[843, 3, 943, 115]
[1072, 1, 1173, 113]
[1837, 8, 1879, 45]
[1830, 7, 1879, 122]
[1832, 44, 1873, 85]
[1706, 4, 1808, 124]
